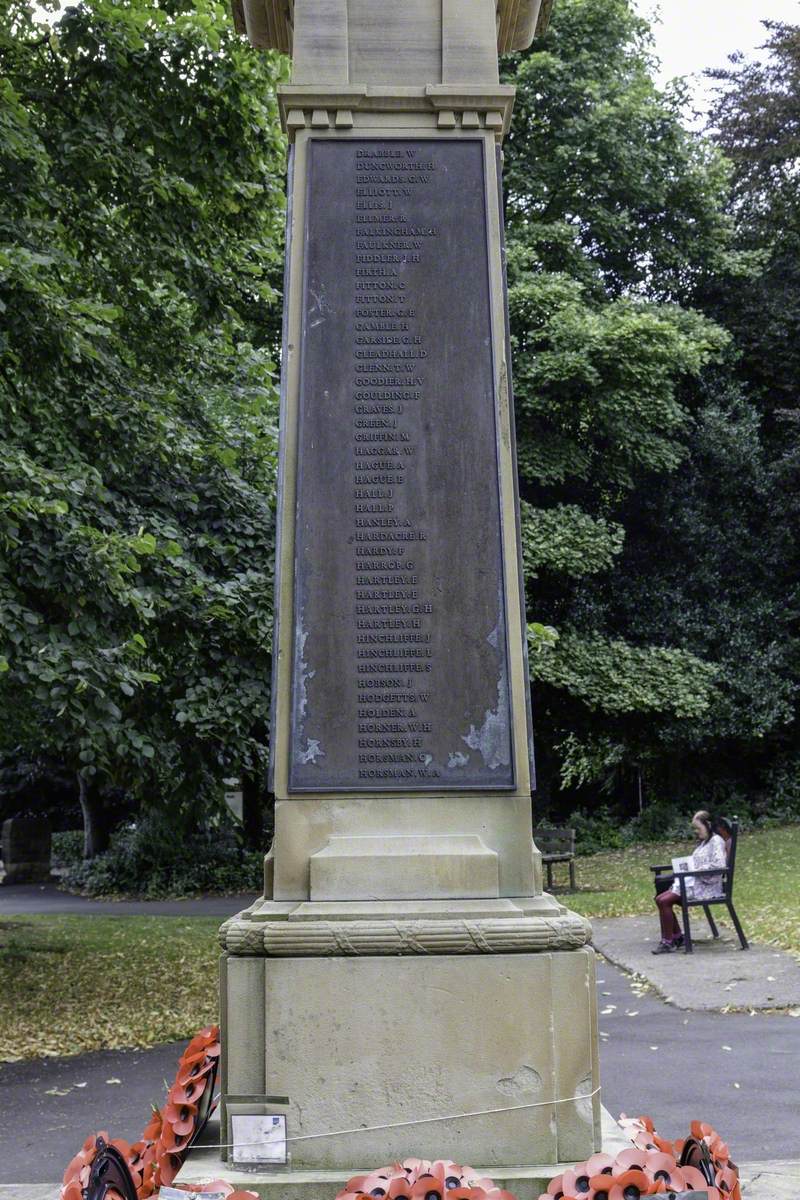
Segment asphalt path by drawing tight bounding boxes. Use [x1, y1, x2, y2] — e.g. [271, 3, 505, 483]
[0, 883, 257, 917]
[1, 956, 798, 1185]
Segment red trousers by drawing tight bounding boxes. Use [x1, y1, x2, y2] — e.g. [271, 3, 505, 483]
[656, 889, 683, 941]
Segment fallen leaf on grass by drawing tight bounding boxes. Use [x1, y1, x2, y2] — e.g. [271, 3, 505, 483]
[106, 1077, 121, 1084]
[45, 1087, 72, 1096]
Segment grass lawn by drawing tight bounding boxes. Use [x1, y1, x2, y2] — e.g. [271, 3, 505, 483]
[1, 825, 797, 1062]
[564, 825, 800, 958]
[0, 915, 220, 1062]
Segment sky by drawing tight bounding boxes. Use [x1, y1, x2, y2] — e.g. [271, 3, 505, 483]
[636, 0, 800, 113]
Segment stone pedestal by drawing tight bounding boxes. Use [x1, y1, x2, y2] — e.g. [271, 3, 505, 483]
[220, 949, 600, 1168]
[185, 2, 602, 1193]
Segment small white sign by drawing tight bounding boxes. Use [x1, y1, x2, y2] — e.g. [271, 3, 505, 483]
[232, 1113, 288, 1165]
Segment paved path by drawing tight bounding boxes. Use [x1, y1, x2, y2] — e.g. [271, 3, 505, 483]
[592, 915, 800, 1011]
[1, 955, 798, 1187]
[0, 883, 257, 917]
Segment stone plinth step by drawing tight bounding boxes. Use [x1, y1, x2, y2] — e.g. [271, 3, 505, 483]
[175, 1110, 629, 1200]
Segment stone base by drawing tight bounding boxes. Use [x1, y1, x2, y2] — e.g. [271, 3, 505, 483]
[219, 947, 601, 1176]
[176, 1110, 625, 1200]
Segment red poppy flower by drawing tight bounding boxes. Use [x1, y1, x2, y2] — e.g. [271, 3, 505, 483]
[164, 1099, 199, 1137]
[156, 1147, 184, 1187]
[539, 1173, 565, 1200]
[585, 1155, 615, 1178]
[176, 1048, 216, 1086]
[715, 1165, 740, 1199]
[142, 1107, 164, 1142]
[640, 1152, 685, 1191]
[680, 1165, 718, 1193]
[613, 1151, 650, 1174]
[605, 1167, 655, 1200]
[350, 1168, 394, 1195]
[169, 1077, 208, 1105]
[159, 1118, 193, 1155]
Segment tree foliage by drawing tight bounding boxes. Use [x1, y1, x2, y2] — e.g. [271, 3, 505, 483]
[0, 0, 286, 836]
[504, 3, 800, 816]
[502, 0, 741, 803]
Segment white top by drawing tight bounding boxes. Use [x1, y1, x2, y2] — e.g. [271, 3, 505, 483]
[670, 833, 728, 901]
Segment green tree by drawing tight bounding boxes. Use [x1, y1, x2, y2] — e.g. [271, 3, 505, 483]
[0, 0, 286, 851]
[502, 0, 749, 805]
[706, 22, 800, 422]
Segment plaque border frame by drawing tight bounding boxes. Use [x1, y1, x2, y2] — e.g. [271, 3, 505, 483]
[270, 126, 533, 803]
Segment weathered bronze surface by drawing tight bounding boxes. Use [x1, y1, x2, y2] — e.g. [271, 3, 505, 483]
[289, 138, 514, 793]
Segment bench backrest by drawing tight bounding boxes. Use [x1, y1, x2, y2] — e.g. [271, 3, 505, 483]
[534, 827, 575, 855]
[724, 818, 739, 899]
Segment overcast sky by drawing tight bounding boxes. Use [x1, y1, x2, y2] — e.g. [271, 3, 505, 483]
[636, 0, 800, 112]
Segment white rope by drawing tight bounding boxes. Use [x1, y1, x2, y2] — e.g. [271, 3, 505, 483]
[200, 1085, 602, 1152]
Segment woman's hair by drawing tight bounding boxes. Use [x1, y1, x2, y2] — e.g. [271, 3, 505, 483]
[692, 810, 714, 841]
[714, 816, 733, 839]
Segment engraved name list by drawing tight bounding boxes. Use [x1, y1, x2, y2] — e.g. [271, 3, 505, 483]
[289, 138, 514, 793]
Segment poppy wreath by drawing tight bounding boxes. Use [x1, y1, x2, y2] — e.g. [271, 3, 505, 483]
[618, 1115, 741, 1200]
[61, 1132, 134, 1200]
[60, 1026, 223, 1200]
[336, 1158, 518, 1199]
[538, 1146, 722, 1200]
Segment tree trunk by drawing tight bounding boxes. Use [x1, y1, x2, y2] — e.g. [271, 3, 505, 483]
[78, 773, 109, 859]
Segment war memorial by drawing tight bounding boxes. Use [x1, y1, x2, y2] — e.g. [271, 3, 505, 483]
[169, 1, 607, 1195]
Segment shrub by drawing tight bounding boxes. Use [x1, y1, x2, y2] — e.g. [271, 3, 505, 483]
[567, 806, 626, 855]
[64, 812, 264, 898]
[51, 830, 84, 868]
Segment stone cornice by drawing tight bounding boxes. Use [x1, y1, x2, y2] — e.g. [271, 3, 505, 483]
[231, 0, 553, 55]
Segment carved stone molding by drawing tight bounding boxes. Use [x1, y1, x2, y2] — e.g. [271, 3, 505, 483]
[219, 908, 591, 956]
[276, 84, 517, 141]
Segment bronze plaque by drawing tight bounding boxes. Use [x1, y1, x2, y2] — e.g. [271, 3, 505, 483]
[289, 138, 513, 792]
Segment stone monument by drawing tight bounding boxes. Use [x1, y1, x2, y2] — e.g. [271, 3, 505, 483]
[190, 2, 601, 1195]
[1, 815, 52, 884]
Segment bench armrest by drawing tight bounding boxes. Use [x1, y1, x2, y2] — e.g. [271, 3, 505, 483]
[672, 867, 727, 878]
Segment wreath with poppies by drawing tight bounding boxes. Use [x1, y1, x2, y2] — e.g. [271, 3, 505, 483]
[60, 1025, 257, 1200]
[539, 1115, 740, 1200]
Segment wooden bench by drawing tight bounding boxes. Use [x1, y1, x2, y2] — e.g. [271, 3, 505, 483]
[534, 826, 576, 891]
[650, 817, 749, 953]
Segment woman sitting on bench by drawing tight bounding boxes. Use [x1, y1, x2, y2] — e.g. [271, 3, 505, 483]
[652, 810, 727, 954]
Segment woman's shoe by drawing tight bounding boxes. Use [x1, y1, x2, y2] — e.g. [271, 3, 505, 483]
[651, 940, 677, 954]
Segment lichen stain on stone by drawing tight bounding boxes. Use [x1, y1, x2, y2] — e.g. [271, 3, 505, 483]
[299, 738, 324, 765]
[496, 1065, 543, 1096]
[294, 617, 323, 765]
[462, 674, 511, 770]
[448, 750, 470, 769]
[308, 282, 333, 329]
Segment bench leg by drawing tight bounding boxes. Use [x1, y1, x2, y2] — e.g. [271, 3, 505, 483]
[680, 890, 693, 953]
[727, 901, 749, 950]
[703, 905, 719, 938]
[569, 860, 576, 891]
